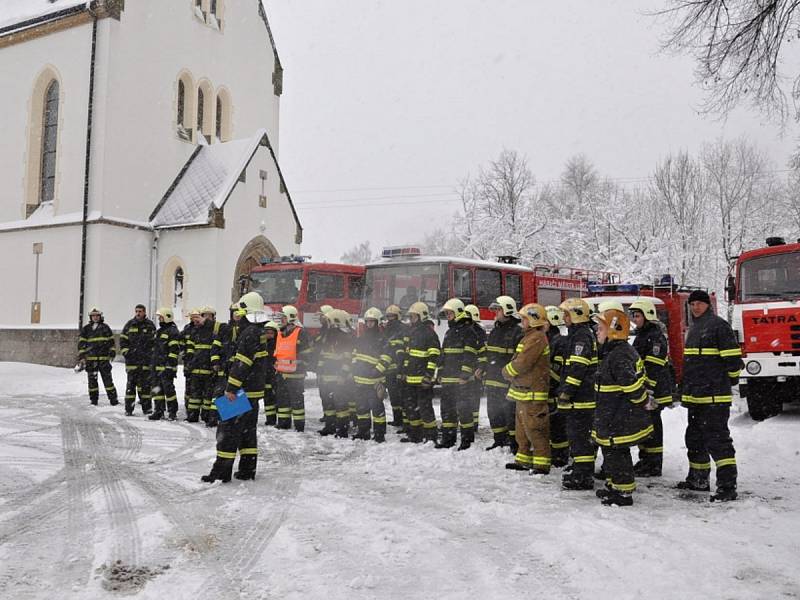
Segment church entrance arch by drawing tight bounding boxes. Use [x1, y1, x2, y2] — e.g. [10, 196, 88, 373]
[232, 236, 279, 301]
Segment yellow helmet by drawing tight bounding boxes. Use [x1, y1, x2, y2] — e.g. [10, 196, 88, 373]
[385, 304, 402, 318]
[598, 299, 624, 314]
[593, 309, 630, 341]
[188, 307, 202, 318]
[280, 305, 299, 324]
[629, 298, 658, 322]
[489, 295, 517, 317]
[327, 309, 351, 331]
[545, 305, 565, 327]
[408, 301, 430, 321]
[464, 304, 480, 322]
[265, 321, 280, 331]
[559, 298, 591, 324]
[441, 298, 466, 318]
[520, 303, 548, 328]
[156, 307, 174, 323]
[239, 292, 265, 316]
[318, 304, 334, 316]
[199, 305, 216, 316]
[88, 306, 102, 317]
[364, 307, 383, 321]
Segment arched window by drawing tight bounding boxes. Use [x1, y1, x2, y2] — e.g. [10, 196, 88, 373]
[173, 267, 184, 308]
[215, 87, 232, 142]
[196, 87, 204, 133]
[215, 95, 222, 140]
[177, 79, 185, 126]
[40, 80, 59, 204]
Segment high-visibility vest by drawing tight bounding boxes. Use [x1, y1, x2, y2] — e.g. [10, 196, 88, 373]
[275, 326, 301, 373]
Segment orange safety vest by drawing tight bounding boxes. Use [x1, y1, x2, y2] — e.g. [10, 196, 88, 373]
[275, 326, 301, 373]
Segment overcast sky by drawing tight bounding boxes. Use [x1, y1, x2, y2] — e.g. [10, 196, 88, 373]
[264, 0, 797, 262]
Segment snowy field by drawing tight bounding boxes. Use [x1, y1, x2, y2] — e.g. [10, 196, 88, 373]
[0, 362, 799, 600]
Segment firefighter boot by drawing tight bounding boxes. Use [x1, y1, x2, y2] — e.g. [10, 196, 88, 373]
[186, 410, 200, 423]
[335, 417, 350, 439]
[505, 462, 529, 471]
[201, 465, 232, 483]
[601, 490, 633, 507]
[633, 457, 662, 477]
[457, 427, 474, 451]
[485, 432, 508, 451]
[234, 470, 256, 481]
[435, 430, 456, 449]
[508, 439, 519, 456]
[148, 411, 164, 421]
[205, 413, 219, 428]
[373, 431, 386, 443]
[318, 418, 337, 436]
[676, 468, 710, 492]
[400, 425, 422, 444]
[551, 448, 570, 469]
[710, 487, 738, 502]
[562, 470, 595, 491]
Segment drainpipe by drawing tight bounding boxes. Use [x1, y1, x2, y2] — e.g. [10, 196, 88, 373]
[78, 8, 99, 331]
[149, 230, 160, 316]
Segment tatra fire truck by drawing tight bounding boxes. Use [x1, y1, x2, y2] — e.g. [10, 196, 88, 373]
[728, 237, 800, 420]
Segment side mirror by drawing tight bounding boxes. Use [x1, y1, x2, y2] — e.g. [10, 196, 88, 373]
[725, 275, 736, 303]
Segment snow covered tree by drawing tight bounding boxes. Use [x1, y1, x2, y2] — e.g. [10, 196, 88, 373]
[340, 240, 374, 264]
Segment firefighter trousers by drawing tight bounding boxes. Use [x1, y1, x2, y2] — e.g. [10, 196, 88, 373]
[514, 401, 551, 472]
[485, 385, 510, 442]
[276, 375, 305, 431]
[209, 398, 259, 479]
[124, 365, 151, 414]
[565, 408, 595, 475]
[404, 384, 437, 442]
[603, 446, 635, 493]
[685, 405, 737, 490]
[470, 381, 482, 429]
[186, 373, 213, 422]
[318, 380, 337, 427]
[549, 408, 569, 463]
[387, 378, 405, 425]
[637, 407, 664, 467]
[354, 383, 386, 438]
[86, 361, 117, 405]
[263, 382, 277, 425]
[439, 384, 473, 446]
[150, 371, 178, 416]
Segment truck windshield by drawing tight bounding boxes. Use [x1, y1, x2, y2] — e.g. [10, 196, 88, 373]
[364, 263, 446, 313]
[739, 251, 800, 301]
[250, 269, 303, 304]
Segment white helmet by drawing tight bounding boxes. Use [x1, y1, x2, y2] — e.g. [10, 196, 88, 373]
[364, 307, 383, 321]
[629, 298, 658, 322]
[280, 305, 299, 325]
[464, 304, 480, 322]
[238, 292, 265, 317]
[545, 305, 565, 327]
[327, 309, 352, 331]
[441, 298, 466, 318]
[489, 295, 517, 317]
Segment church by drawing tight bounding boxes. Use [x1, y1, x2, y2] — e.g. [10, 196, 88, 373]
[0, 0, 302, 365]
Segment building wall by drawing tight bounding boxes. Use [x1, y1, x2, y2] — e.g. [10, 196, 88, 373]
[0, 22, 92, 222]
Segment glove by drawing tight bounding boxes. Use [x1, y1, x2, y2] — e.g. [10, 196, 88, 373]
[74, 359, 86, 373]
[375, 382, 386, 400]
[645, 390, 658, 411]
[421, 376, 433, 388]
[474, 368, 484, 380]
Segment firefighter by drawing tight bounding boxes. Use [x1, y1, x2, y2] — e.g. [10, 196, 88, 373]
[629, 298, 674, 477]
[557, 297, 599, 490]
[436, 299, 480, 450]
[678, 290, 743, 502]
[314, 305, 339, 430]
[184, 309, 215, 423]
[201, 306, 226, 428]
[180, 314, 196, 413]
[477, 296, 523, 451]
[262, 320, 280, 425]
[465, 304, 487, 432]
[591, 308, 653, 506]
[400, 302, 441, 444]
[320, 309, 356, 437]
[148, 307, 181, 421]
[202, 292, 268, 483]
[120, 304, 156, 416]
[503, 303, 551, 473]
[545, 305, 570, 467]
[351, 307, 390, 442]
[274, 305, 312, 431]
[383, 304, 409, 428]
[78, 307, 118, 406]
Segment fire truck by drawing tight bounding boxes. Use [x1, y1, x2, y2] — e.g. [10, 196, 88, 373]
[362, 246, 617, 339]
[728, 237, 800, 420]
[246, 256, 365, 334]
[581, 276, 713, 385]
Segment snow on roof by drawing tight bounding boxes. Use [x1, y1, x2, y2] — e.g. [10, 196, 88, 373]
[0, 0, 88, 33]
[150, 130, 267, 229]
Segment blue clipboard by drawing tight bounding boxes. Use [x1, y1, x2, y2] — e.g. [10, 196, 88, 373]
[214, 389, 252, 421]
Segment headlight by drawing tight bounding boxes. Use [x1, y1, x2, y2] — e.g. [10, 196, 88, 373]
[745, 361, 761, 375]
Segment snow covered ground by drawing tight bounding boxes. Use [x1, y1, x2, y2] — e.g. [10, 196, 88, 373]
[0, 361, 799, 600]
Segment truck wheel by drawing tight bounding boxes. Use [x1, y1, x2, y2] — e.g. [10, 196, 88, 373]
[746, 381, 782, 421]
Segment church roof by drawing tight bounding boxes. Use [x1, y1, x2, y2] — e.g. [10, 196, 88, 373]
[149, 129, 301, 231]
[0, 0, 88, 34]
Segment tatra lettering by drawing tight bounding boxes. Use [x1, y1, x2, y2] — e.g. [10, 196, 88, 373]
[751, 315, 798, 325]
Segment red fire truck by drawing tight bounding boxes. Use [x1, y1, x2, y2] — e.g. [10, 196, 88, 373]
[728, 237, 800, 420]
[581, 277, 713, 385]
[247, 256, 365, 333]
[362, 246, 617, 338]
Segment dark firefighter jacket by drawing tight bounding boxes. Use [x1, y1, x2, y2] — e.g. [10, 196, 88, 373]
[682, 310, 743, 405]
[557, 322, 598, 410]
[78, 320, 116, 362]
[632, 320, 673, 405]
[151, 322, 181, 373]
[547, 327, 568, 400]
[471, 321, 487, 371]
[185, 320, 215, 376]
[120, 317, 156, 366]
[352, 327, 390, 386]
[502, 327, 550, 402]
[314, 327, 354, 386]
[484, 317, 523, 390]
[226, 319, 267, 400]
[404, 320, 441, 385]
[210, 320, 234, 372]
[591, 339, 652, 448]
[439, 317, 479, 385]
[383, 319, 409, 375]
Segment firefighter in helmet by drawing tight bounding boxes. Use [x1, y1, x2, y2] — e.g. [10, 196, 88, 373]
[351, 307, 391, 442]
[184, 307, 216, 423]
[263, 320, 280, 426]
[436, 299, 480, 450]
[319, 309, 355, 437]
[200, 305, 226, 427]
[478, 296, 523, 451]
[120, 304, 156, 416]
[629, 298, 674, 477]
[464, 304, 487, 432]
[78, 307, 119, 406]
[274, 305, 312, 431]
[545, 305, 570, 467]
[313, 304, 339, 430]
[149, 307, 181, 421]
[557, 297, 599, 490]
[383, 304, 409, 429]
[202, 292, 268, 483]
[400, 302, 441, 443]
[503, 303, 552, 473]
[591, 308, 653, 506]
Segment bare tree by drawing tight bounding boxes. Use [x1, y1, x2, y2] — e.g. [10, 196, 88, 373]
[658, 0, 800, 125]
[340, 240, 374, 264]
